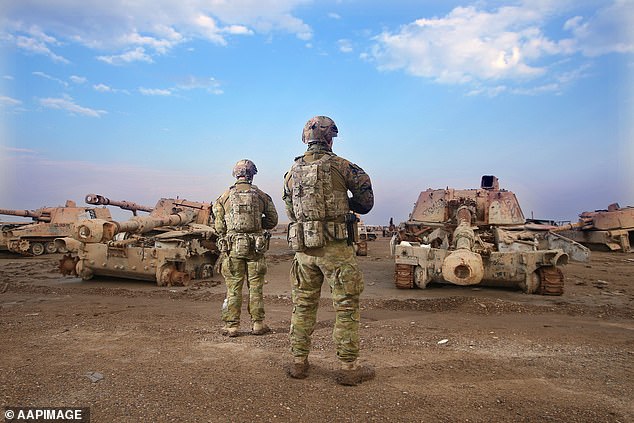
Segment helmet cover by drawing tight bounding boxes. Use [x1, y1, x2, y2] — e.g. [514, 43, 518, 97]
[232, 159, 258, 180]
[302, 116, 338, 144]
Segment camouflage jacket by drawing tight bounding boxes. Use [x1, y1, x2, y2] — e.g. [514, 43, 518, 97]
[283, 143, 374, 223]
[214, 181, 278, 236]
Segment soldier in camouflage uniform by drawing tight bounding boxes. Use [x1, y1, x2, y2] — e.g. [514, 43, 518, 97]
[214, 159, 278, 337]
[283, 116, 375, 386]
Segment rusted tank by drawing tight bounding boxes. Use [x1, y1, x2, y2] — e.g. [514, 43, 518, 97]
[0, 201, 112, 255]
[84, 194, 153, 216]
[549, 203, 634, 252]
[0, 222, 31, 252]
[56, 198, 219, 286]
[392, 176, 589, 295]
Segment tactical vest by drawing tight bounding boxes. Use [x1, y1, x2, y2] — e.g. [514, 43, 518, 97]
[290, 153, 349, 223]
[225, 186, 262, 233]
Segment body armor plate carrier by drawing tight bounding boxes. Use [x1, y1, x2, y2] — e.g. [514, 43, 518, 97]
[289, 153, 349, 250]
[227, 186, 262, 233]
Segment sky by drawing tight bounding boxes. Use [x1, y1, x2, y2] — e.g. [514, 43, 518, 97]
[1, 0, 633, 225]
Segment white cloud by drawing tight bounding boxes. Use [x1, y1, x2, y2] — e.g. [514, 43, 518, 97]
[70, 75, 87, 84]
[328, 12, 341, 20]
[32, 71, 69, 87]
[39, 94, 106, 117]
[139, 87, 172, 96]
[0, 95, 22, 106]
[2, 146, 36, 153]
[10, 32, 70, 64]
[176, 76, 223, 95]
[97, 47, 154, 65]
[338, 39, 353, 53]
[93, 83, 112, 92]
[3, 0, 312, 63]
[93, 83, 130, 94]
[563, 0, 634, 56]
[3, 75, 15, 80]
[368, 1, 634, 91]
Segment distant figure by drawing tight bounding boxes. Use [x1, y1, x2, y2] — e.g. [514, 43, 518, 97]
[214, 159, 278, 337]
[283, 115, 375, 386]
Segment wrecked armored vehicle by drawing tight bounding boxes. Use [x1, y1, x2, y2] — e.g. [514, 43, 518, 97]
[550, 203, 634, 253]
[0, 201, 112, 256]
[56, 198, 219, 286]
[392, 176, 589, 295]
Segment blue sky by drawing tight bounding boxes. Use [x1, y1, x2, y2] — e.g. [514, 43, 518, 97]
[1, 0, 633, 224]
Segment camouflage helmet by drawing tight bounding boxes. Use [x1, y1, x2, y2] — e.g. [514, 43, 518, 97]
[302, 115, 338, 144]
[232, 159, 258, 180]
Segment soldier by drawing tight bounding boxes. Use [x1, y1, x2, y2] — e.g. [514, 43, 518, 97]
[283, 115, 375, 386]
[214, 159, 278, 337]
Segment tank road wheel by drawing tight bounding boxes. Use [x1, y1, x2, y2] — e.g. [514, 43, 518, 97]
[45, 242, 57, 254]
[30, 242, 45, 256]
[197, 264, 214, 280]
[157, 264, 191, 287]
[59, 254, 79, 276]
[536, 266, 564, 296]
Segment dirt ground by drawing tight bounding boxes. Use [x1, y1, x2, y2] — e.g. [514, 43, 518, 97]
[0, 237, 633, 422]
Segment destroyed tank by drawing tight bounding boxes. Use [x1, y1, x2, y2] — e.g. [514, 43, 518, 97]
[549, 203, 634, 252]
[0, 201, 112, 256]
[392, 176, 589, 295]
[56, 198, 219, 286]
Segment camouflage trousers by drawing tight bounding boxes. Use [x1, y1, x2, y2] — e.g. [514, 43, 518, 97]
[221, 254, 267, 328]
[290, 240, 364, 363]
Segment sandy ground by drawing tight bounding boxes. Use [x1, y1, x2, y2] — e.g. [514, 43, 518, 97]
[0, 237, 633, 422]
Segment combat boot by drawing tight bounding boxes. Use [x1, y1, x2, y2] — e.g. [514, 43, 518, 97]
[221, 325, 239, 337]
[335, 361, 375, 386]
[251, 321, 270, 335]
[286, 357, 309, 379]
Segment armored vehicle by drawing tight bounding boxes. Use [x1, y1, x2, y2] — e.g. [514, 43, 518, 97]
[550, 203, 634, 252]
[0, 201, 112, 255]
[392, 176, 589, 295]
[56, 198, 219, 286]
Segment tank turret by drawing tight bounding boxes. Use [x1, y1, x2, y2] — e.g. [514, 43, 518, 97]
[548, 203, 634, 252]
[392, 176, 589, 296]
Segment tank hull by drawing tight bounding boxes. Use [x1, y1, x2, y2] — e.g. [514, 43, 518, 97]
[394, 242, 567, 294]
[63, 238, 216, 286]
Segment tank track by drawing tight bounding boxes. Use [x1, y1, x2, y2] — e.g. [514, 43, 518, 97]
[394, 264, 414, 289]
[537, 266, 564, 296]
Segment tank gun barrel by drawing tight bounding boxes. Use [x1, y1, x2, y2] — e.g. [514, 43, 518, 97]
[548, 222, 589, 232]
[74, 208, 197, 243]
[441, 221, 485, 286]
[0, 208, 50, 222]
[85, 194, 153, 215]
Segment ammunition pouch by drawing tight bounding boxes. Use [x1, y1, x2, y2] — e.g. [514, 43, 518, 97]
[226, 232, 270, 257]
[287, 221, 348, 252]
[231, 234, 252, 258]
[254, 232, 271, 254]
[287, 222, 305, 252]
[217, 237, 231, 253]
